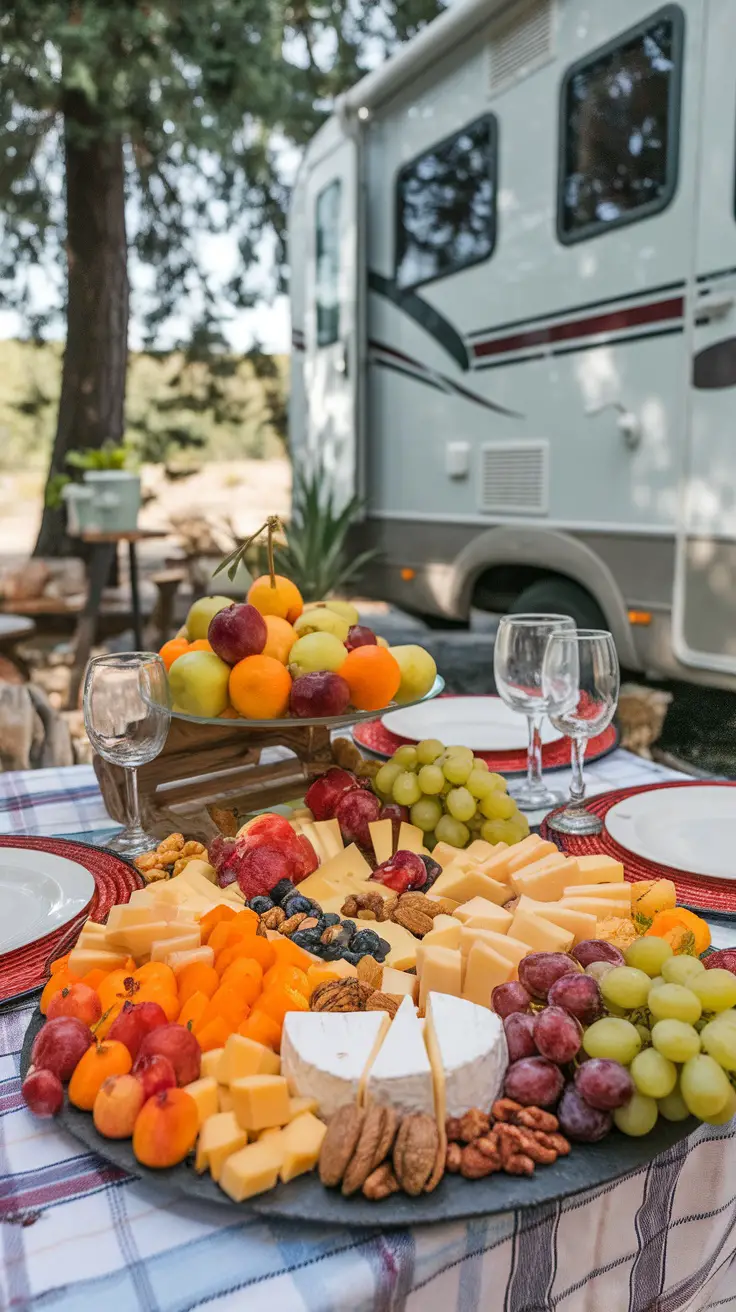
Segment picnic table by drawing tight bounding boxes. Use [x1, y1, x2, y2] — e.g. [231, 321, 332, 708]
[1, 751, 735, 1312]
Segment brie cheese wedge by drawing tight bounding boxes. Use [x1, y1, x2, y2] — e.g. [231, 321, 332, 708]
[364, 996, 435, 1116]
[280, 1012, 389, 1118]
[423, 991, 508, 1123]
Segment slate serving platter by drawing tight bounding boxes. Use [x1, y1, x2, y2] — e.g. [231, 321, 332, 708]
[22, 1009, 697, 1226]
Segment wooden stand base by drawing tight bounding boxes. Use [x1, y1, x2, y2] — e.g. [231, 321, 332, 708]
[94, 718, 339, 836]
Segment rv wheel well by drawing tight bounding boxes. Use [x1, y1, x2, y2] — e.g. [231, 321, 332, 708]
[471, 565, 607, 626]
[472, 565, 565, 612]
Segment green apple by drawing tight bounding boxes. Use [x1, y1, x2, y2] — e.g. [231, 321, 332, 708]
[185, 594, 234, 641]
[390, 644, 437, 701]
[289, 632, 348, 677]
[293, 608, 350, 642]
[168, 651, 231, 718]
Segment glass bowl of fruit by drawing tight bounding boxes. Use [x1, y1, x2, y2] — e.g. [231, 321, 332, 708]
[160, 587, 444, 728]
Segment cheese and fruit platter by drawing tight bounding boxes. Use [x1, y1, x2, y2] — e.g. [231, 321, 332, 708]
[20, 750, 736, 1223]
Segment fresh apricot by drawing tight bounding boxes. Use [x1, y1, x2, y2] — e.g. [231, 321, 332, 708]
[262, 615, 297, 665]
[248, 573, 303, 624]
[177, 962, 220, 1006]
[81, 969, 108, 992]
[40, 970, 82, 1016]
[69, 1040, 132, 1110]
[188, 638, 213, 653]
[159, 637, 190, 672]
[47, 983, 102, 1028]
[229, 655, 292, 720]
[646, 908, 711, 956]
[93, 1073, 144, 1139]
[98, 969, 136, 1014]
[238, 1010, 281, 1052]
[135, 986, 180, 1024]
[199, 904, 237, 942]
[132, 1087, 199, 1169]
[339, 645, 401, 712]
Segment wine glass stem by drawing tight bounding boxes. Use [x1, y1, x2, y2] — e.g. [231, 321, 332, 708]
[526, 712, 544, 795]
[569, 736, 587, 811]
[126, 766, 141, 831]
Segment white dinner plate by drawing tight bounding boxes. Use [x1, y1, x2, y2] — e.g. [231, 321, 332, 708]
[0, 848, 95, 956]
[381, 696, 562, 751]
[605, 786, 736, 881]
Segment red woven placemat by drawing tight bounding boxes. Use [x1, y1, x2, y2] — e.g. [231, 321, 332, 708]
[540, 781, 736, 914]
[354, 699, 618, 772]
[0, 836, 142, 1003]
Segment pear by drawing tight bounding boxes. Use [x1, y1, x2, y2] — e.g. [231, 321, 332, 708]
[289, 633, 348, 677]
[185, 595, 234, 641]
[293, 608, 349, 642]
[390, 644, 438, 702]
[168, 651, 231, 718]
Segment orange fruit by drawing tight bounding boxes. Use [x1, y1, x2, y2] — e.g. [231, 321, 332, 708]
[188, 638, 213, 653]
[248, 574, 303, 624]
[339, 645, 402, 712]
[229, 655, 291, 719]
[262, 615, 297, 664]
[159, 637, 190, 671]
[219, 704, 241, 719]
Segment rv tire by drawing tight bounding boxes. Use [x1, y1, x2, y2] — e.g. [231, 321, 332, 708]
[508, 579, 607, 631]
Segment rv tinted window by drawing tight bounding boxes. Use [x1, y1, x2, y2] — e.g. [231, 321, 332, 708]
[395, 115, 496, 291]
[559, 8, 683, 242]
[316, 180, 341, 347]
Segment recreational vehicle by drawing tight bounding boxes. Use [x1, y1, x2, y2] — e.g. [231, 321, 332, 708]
[289, 0, 736, 686]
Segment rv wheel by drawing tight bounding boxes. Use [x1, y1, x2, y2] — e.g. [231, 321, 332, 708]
[508, 579, 607, 631]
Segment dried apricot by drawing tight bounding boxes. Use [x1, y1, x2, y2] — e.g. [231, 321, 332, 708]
[199, 904, 237, 942]
[238, 1010, 281, 1052]
[196, 1017, 233, 1053]
[177, 962, 219, 1005]
[258, 985, 309, 1027]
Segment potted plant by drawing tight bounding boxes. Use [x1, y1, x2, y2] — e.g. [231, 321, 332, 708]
[46, 442, 141, 534]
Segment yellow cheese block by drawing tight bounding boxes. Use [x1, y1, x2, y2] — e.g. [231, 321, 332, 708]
[372, 919, 419, 970]
[168, 946, 215, 974]
[298, 821, 328, 863]
[151, 932, 202, 962]
[453, 897, 513, 932]
[288, 1095, 320, 1120]
[474, 846, 514, 885]
[316, 844, 372, 884]
[230, 1075, 291, 1132]
[107, 919, 199, 957]
[426, 892, 460, 912]
[106, 905, 158, 930]
[219, 1134, 285, 1202]
[561, 882, 631, 903]
[79, 919, 107, 936]
[219, 1087, 234, 1113]
[459, 927, 530, 967]
[432, 841, 469, 869]
[398, 822, 424, 853]
[195, 1111, 248, 1180]
[313, 819, 344, 859]
[183, 1076, 219, 1127]
[510, 910, 575, 954]
[464, 839, 499, 862]
[175, 869, 223, 901]
[68, 946, 129, 975]
[219, 1034, 281, 1084]
[420, 915, 462, 952]
[279, 1111, 327, 1183]
[505, 835, 558, 875]
[516, 896, 597, 945]
[433, 865, 513, 907]
[177, 859, 217, 885]
[380, 966, 418, 1001]
[574, 854, 625, 883]
[513, 860, 579, 902]
[418, 946, 463, 1012]
[368, 819, 393, 865]
[462, 941, 514, 1005]
[561, 896, 630, 919]
[200, 1048, 225, 1081]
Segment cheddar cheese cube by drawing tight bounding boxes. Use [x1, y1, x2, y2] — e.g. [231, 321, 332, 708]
[230, 1075, 291, 1132]
[195, 1111, 248, 1180]
[219, 1034, 281, 1085]
[219, 1134, 285, 1202]
[279, 1112, 327, 1183]
[182, 1076, 219, 1128]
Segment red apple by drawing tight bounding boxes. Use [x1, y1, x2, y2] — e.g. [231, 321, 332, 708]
[345, 625, 377, 651]
[290, 672, 351, 718]
[208, 603, 267, 664]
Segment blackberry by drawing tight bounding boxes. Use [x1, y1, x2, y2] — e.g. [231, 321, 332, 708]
[248, 895, 274, 915]
[283, 894, 312, 918]
[269, 879, 297, 905]
[349, 928, 382, 955]
[321, 912, 341, 926]
[419, 855, 442, 889]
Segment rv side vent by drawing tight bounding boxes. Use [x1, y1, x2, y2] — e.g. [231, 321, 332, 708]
[480, 442, 549, 515]
[487, 0, 554, 96]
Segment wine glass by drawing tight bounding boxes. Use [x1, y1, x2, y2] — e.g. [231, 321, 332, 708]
[542, 629, 620, 835]
[83, 652, 171, 857]
[493, 614, 576, 811]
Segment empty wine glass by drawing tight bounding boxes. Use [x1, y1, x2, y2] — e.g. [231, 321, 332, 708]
[493, 613, 576, 811]
[542, 629, 620, 835]
[83, 652, 171, 856]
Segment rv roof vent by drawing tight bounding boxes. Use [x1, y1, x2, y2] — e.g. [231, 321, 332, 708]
[487, 0, 554, 96]
[480, 441, 549, 516]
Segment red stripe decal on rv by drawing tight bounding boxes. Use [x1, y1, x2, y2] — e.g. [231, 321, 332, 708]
[472, 296, 684, 359]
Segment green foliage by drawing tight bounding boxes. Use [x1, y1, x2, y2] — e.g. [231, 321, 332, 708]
[274, 459, 378, 601]
[44, 439, 130, 506]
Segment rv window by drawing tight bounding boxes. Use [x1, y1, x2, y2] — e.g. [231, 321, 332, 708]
[558, 6, 683, 243]
[316, 179, 341, 347]
[395, 115, 496, 291]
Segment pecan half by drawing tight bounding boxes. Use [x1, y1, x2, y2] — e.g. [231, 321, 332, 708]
[342, 1105, 396, 1196]
[279, 912, 307, 936]
[475, 1131, 502, 1169]
[362, 1162, 400, 1200]
[261, 906, 286, 930]
[310, 979, 374, 1012]
[393, 1113, 440, 1196]
[490, 1098, 524, 1124]
[365, 992, 400, 1019]
[356, 955, 383, 989]
[318, 1105, 364, 1187]
[446, 1108, 490, 1144]
[536, 1131, 570, 1157]
[514, 1106, 559, 1134]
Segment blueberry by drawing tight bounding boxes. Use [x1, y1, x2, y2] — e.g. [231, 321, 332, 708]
[342, 950, 363, 966]
[320, 942, 344, 961]
[283, 894, 312, 917]
[270, 879, 297, 905]
[349, 928, 382, 954]
[419, 855, 442, 889]
[291, 929, 322, 951]
[340, 920, 356, 936]
[376, 936, 391, 957]
[248, 895, 274, 914]
[321, 913, 341, 926]
[308, 900, 324, 917]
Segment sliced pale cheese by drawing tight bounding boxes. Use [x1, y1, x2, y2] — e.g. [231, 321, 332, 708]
[381, 966, 418, 1001]
[510, 909, 574, 954]
[372, 919, 418, 970]
[292, 871, 343, 903]
[195, 1110, 248, 1179]
[561, 896, 630, 919]
[505, 835, 558, 875]
[420, 915, 462, 951]
[106, 905, 158, 930]
[418, 945, 463, 1012]
[183, 1076, 219, 1127]
[368, 819, 393, 866]
[78, 919, 106, 936]
[175, 869, 224, 901]
[425, 892, 460, 912]
[176, 859, 217, 885]
[219, 1133, 285, 1202]
[561, 882, 631, 903]
[517, 896, 597, 946]
[314, 843, 371, 885]
[397, 822, 424, 854]
[298, 821, 328, 863]
[279, 1112, 327, 1183]
[432, 865, 514, 906]
[463, 942, 514, 1005]
[168, 946, 215, 974]
[474, 846, 514, 885]
[220, 1034, 281, 1084]
[513, 860, 578, 903]
[200, 1048, 225, 1081]
[364, 996, 435, 1116]
[424, 991, 508, 1121]
[67, 946, 128, 975]
[432, 841, 470, 870]
[150, 932, 201, 961]
[464, 839, 499, 862]
[574, 854, 625, 884]
[219, 1087, 234, 1113]
[313, 819, 344, 859]
[281, 1012, 390, 1118]
[287, 1095, 319, 1120]
[459, 926, 530, 967]
[453, 897, 513, 933]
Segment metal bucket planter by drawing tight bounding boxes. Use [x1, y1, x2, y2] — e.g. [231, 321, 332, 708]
[83, 471, 141, 533]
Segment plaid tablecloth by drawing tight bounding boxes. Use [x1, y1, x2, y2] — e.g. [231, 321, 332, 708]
[1, 758, 736, 1312]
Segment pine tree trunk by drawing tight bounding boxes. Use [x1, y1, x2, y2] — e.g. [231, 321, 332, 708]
[34, 103, 129, 557]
